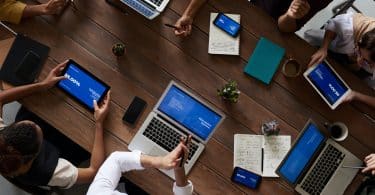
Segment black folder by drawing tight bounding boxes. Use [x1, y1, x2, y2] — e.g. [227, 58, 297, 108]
[0, 34, 49, 86]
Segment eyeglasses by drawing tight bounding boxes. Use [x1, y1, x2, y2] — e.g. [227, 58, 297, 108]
[355, 47, 374, 67]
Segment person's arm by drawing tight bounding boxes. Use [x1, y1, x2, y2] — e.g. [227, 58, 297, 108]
[22, 0, 66, 18]
[350, 91, 375, 108]
[174, 0, 207, 37]
[278, 0, 310, 33]
[307, 30, 337, 67]
[0, 61, 66, 117]
[76, 91, 110, 183]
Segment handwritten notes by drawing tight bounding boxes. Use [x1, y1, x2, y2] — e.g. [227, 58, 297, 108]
[208, 13, 240, 55]
[234, 134, 291, 177]
[234, 135, 262, 175]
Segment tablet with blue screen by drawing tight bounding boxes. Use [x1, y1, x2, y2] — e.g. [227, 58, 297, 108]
[303, 60, 351, 110]
[57, 59, 110, 111]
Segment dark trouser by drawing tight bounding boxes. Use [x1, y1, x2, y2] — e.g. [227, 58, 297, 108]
[15, 106, 90, 166]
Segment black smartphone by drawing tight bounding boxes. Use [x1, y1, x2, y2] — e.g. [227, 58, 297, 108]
[122, 96, 147, 124]
[231, 167, 261, 189]
[213, 13, 241, 37]
[15, 50, 41, 81]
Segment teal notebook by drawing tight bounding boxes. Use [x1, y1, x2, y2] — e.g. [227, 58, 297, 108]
[244, 37, 285, 84]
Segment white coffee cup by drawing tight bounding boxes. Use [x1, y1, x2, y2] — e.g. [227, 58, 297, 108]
[325, 122, 348, 142]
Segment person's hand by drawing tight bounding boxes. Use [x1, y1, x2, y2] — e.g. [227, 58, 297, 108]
[174, 15, 193, 37]
[94, 91, 111, 124]
[42, 0, 67, 15]
[308, 48, 328, 67]
[362, 154, 375, 175]
[41, 60, 67, 89]
[286, 0, 310, 19]
[342, 90, 358, 103]
[157, 136, 190, 170]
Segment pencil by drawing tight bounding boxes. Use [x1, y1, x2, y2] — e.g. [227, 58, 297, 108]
[164, 23, 179, 30]
[179, 136, 189, 167]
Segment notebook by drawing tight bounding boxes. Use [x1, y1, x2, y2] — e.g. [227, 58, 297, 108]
[208, 13, 240, 55]
[244, 37, 285, 84]
[234, 134, 291, 177]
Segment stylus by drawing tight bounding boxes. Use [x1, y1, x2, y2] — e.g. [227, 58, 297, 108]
[179, 136, 189, 167]
[342, 165, 366, 169]
[164, 24, 179, 30]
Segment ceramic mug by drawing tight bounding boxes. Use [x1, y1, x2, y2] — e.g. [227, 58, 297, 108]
[324, 122, 348, 142]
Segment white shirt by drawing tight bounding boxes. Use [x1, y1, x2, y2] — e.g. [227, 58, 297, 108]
[87, 151, 194, 195]
[325, 12, 355, 54]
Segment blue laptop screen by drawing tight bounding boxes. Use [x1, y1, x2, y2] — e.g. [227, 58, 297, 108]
[157, 85, 222, 141]
[278, 123, 325, 184]
[307, 62, 348, 105]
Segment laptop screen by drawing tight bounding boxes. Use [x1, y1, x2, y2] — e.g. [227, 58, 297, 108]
[278, 122, 325, 184]
[157, 85, 222, 141]
[306, 62, 348, 105]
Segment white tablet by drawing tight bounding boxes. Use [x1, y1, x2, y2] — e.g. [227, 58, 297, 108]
[304, 60, 351, 110]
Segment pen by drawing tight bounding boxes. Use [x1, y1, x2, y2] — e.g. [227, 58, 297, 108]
[164, 23, 179, 30]
[342, 165, 366, 169]
[179, 136, 189, 167]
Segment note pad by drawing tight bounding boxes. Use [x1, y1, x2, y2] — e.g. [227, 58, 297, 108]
[234, 134, 291, 177]
[244, 37, 285, 84]
[208, 13, 240, 55]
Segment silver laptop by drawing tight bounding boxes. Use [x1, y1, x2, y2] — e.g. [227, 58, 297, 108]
[276, 119, 362, 195]
[129, 81, 225, 179]
[120, 0, 169, 19]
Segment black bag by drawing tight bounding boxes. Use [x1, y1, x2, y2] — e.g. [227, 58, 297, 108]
[356, 176, 375, 195]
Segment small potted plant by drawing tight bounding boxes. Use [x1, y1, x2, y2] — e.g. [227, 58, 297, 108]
[112, 43, 126, 57]
[217, 80, 240, 103]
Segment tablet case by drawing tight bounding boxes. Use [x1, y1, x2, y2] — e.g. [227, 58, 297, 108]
[244, 37, 285, 84]
[0, 34, 49, 86]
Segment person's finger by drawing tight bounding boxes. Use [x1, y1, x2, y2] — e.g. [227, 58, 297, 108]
[187, 25, 192, 35]
[55, 76, 66, 82]
[372, 170, 375, 175]
[367, 157, 375, 165]
[93, 100, 99, 110]
[365, 154, 374, 161]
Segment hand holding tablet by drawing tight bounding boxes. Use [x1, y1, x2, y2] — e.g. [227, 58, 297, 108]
[56, 59, 110, 111]
[304, 60, 351, 110]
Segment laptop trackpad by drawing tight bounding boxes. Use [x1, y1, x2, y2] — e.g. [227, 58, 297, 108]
[149, 146, 168, 156]
[322, 169, 354, 194]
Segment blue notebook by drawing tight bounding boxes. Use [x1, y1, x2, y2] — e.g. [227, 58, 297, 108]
[244, 37, 285, 84]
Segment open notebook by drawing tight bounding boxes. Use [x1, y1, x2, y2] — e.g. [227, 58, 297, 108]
[234, 134, 291, 177]
[208, 13, 240, 55]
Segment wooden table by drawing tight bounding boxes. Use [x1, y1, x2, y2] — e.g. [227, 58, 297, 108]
[0, 0, 374, 194]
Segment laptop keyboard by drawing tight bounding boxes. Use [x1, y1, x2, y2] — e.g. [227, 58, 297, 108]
[120, 0, 155, 18]
[149, 0, 163, 6]
[301, 144, 345, 195]
[142, 117, 199, 162]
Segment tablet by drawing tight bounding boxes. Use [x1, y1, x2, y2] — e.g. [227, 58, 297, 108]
[303, 60, 351, 110]
[57, 59, 110, 111]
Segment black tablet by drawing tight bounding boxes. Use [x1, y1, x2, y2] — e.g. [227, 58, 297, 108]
[57, 59, 110, 111]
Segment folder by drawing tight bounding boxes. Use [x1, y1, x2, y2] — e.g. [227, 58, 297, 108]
[0, 34, 49, 86]
[244, 37, 285, 84]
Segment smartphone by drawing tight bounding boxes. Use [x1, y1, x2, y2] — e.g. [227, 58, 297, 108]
[213, 13, 241, 37]
[122, 96, 147, 124]
[231, 167, 261, 189]
[15, 50, 41, 81]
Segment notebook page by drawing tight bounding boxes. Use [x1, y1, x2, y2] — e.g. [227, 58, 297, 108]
[234, 134, 262, 175]
[262, 135, 291, 177]
[208, 13, 240, 55]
